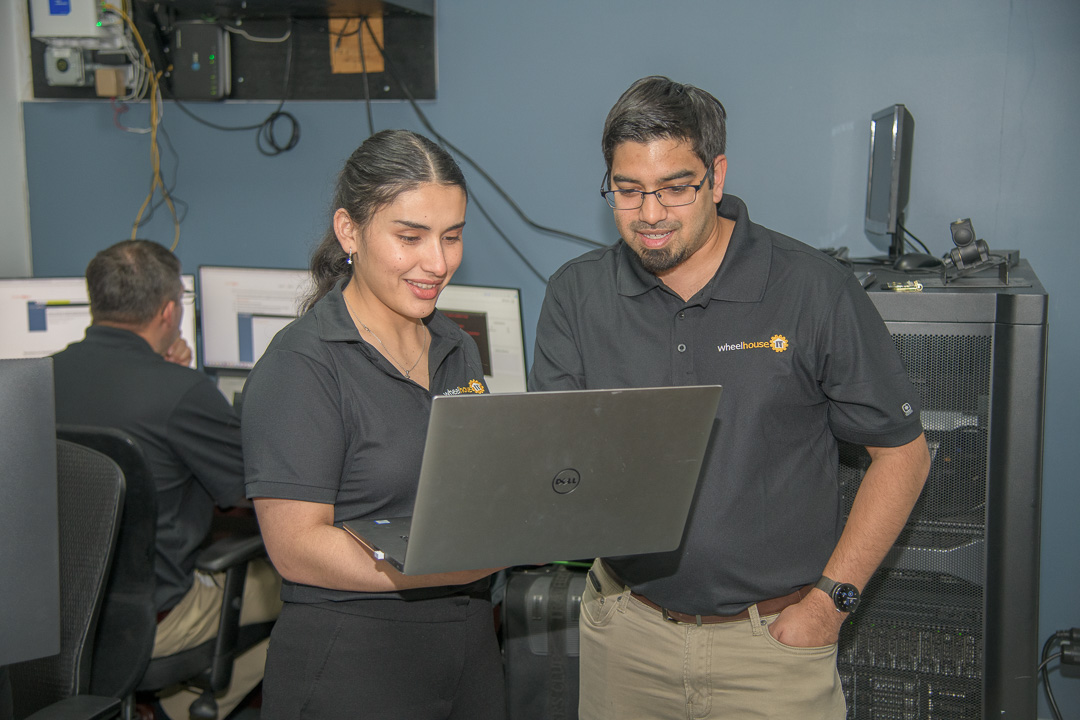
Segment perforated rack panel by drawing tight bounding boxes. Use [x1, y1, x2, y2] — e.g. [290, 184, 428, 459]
[837, 257, 1047, 719]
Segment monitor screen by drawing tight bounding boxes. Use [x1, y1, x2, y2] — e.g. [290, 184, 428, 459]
[0, 275, 198, 367]
[864, 104, 915, 257]
[198, 265, 311, 371]
[0, 357, 60, 666]
[436, 284, 527, 394]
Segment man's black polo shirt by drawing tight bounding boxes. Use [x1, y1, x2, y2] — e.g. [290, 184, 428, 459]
[530, 193, 924, 615]
[52, 325, 246, 611]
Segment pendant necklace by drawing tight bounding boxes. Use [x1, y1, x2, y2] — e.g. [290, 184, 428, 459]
[343, 292, 428, 380]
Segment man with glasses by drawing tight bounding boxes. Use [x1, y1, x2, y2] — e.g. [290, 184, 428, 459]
[52, 240, 281, 719]
[529, 76, 930, 718]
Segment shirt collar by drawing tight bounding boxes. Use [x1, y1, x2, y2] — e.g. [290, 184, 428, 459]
[615, 193, 771, 304]
[314, 278, 464, 365]
[83, 324, 159, 355]
[314, 280, 362, 343]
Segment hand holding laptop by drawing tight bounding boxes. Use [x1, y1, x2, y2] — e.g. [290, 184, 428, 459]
[350, 532, 507, 586]
[343, 385, 722, 575]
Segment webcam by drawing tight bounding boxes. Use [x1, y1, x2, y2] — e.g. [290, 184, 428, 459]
[949, 218, 990, 270]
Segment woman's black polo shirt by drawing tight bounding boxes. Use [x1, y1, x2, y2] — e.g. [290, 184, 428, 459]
[243, 280, 488, 604]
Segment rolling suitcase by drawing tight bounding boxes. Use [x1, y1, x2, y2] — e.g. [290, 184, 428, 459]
[502, 565, 587, 720]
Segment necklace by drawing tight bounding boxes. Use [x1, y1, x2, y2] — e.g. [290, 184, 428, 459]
[343, 292, 429, 380]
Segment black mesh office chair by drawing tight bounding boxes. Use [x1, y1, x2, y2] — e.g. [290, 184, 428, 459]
[54, 426, 274, 720]
[7, 439, 125, 720]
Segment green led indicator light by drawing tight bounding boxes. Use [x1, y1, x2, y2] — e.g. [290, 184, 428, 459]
[209, 54, 215, 61]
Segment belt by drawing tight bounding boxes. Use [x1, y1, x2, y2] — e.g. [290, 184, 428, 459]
[601, 560, 812, 626]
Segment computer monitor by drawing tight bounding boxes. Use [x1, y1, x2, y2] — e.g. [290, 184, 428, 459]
[436, 284, 527, 394]
[0, 358, 60, 666]
[197, 265, 311, 371]
[0, 275, 198, 367]
[865, 104, 915, 259]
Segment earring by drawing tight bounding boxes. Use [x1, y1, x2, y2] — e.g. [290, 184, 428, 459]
[346, 254, 353, 265]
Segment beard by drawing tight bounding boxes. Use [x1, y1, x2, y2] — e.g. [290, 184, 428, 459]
[623, 219, 704, 275]
[637, 244, 693, 274]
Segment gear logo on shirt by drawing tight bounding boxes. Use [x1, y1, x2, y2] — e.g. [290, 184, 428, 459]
[716, 334, 791, 354]
[443, 379, 486, 396]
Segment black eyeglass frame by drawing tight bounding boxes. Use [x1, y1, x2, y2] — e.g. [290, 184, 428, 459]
[600, 165, 714, 209]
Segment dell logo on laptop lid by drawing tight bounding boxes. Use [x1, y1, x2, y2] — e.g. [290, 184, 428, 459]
[553, 468, 581, 494]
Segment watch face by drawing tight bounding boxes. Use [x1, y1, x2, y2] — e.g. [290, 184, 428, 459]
[834, 583, 860, 613]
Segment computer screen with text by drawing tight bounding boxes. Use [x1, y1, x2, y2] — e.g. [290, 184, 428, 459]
[197, 265, 311, 371]
[0, 275, 198, 367]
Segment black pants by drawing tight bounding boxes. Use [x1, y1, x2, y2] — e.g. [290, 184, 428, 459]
[261, 596, 507, 720]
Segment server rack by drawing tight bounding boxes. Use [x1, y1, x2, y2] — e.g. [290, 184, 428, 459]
[838, 256, 1048, 719]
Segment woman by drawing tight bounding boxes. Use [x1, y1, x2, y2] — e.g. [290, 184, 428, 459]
[242, 130, 506, 719]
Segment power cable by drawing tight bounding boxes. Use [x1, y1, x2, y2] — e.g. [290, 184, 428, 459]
[103, 3, 180, 249]
[470, 195, 549, 285]
[360, 16, 604, 252]
[1041, 632, 1066, 720]
[136, 122, 189, 227]
[897, 221, 931, 255]
[165, 19, 299, 156]
[222, 22, 292, 43]
[352, 17, 375, 138]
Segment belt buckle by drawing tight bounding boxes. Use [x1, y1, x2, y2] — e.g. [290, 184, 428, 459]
[662, 607, 703, 626]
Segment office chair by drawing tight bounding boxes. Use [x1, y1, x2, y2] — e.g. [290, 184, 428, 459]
[7, 439, 125, 720]
[55, 426, 274, 720]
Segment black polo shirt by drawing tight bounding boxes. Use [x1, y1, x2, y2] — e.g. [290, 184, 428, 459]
[243, 281, 489, 604]
[530, 193, 924, 615]
[52, 325, 246, 612]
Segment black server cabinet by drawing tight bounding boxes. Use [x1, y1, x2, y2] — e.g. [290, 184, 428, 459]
[837, 258, 1048, 719]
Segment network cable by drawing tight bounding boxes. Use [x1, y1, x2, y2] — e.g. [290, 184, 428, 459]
[360, 16, 606, 253]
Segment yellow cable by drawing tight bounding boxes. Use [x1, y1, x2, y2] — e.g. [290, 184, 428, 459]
[103, 3, 181, 249]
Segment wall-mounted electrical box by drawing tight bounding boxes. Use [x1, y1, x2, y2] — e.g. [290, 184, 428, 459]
[29, 0, 110, 39]
[27, 0, 436, 101]
[43, 46, 89, 86]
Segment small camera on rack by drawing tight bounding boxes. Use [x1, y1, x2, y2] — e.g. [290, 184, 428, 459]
[949, 218, 990, 270]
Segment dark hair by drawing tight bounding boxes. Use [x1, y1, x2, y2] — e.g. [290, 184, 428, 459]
[303, 129, 468, 312]
[86, 239, 184, 325]
[601, 76, 727, 175]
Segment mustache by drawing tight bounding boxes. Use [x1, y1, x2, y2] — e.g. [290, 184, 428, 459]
[629, 222, 680, 233]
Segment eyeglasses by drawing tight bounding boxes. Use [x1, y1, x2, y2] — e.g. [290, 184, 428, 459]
[600, 166, 713, 210]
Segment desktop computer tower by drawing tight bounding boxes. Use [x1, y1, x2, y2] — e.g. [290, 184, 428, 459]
[837, 257, 1047, 719]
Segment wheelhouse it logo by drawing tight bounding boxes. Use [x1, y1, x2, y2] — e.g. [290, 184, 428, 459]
[442, 379, 487, 396]
[716, 334, 790, 354]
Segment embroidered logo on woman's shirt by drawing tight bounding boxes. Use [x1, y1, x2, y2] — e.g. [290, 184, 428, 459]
[442, 379, 486, 396]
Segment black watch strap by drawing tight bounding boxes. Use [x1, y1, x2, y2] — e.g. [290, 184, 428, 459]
[814, 575, 861, 614]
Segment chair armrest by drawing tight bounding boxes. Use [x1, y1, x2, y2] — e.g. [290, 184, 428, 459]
[23, 696, 121, 720]
[194, 534, 266, 574]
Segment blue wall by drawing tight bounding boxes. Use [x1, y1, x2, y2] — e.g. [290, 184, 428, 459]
[23, 0, 1080, 713]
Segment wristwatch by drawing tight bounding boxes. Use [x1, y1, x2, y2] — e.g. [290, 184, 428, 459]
[815, 575, 861, 614]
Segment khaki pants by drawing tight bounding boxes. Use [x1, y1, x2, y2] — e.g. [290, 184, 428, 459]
[579, 559, 845, 720]
[152, 559, 282, 720]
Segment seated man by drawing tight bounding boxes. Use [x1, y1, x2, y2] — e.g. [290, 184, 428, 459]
[51, 239, 281, 720]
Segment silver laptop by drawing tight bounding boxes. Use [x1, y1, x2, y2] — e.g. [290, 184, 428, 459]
[342, 385, 722, 575]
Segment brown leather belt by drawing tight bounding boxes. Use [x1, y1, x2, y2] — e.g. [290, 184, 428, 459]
[602, 560, 812, 626]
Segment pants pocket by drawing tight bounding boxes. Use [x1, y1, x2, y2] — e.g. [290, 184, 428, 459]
[580, 560, 621, 628]
[761, 614, 838, 656]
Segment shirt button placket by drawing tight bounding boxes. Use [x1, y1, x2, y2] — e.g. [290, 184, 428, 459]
[674, 309, 692, 379]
